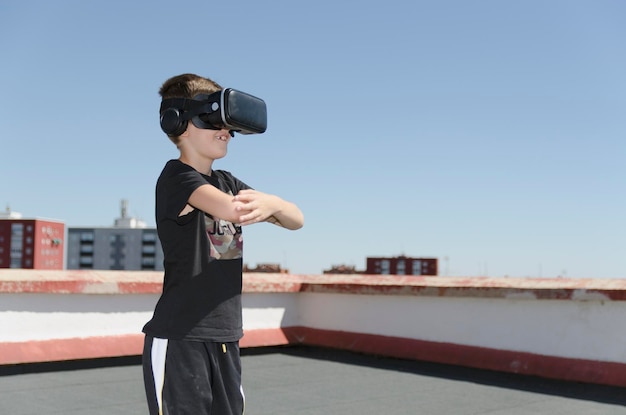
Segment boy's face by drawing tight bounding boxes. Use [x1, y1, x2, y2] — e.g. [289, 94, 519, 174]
[181, 122, 232, 161]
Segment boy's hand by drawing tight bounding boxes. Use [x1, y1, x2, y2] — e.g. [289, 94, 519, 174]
[233, 189, 279, 226]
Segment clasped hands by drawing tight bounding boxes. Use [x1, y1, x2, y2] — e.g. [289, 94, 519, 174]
[233, 189, 279, 226]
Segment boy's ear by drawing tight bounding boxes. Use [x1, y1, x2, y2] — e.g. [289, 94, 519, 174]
[179, 125, 191, 138]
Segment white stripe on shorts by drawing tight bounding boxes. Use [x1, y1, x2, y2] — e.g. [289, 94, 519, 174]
[151, 337, 168, 415]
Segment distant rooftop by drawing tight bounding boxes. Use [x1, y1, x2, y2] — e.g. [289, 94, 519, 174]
[0, 206, 22, 219]
[113, 199, 146, 228]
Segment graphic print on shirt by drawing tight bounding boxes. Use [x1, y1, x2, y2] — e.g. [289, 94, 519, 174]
[204, 199, 243, 260]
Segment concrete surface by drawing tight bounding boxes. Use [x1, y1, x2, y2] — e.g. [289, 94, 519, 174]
[1, 346, 625, 414]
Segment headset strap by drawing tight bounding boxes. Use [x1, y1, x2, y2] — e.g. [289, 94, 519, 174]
[159, 98, 214, 119]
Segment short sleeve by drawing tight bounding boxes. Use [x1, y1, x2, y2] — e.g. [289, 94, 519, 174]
[213, 170, 252, 194]
[156, 160, 208, 222]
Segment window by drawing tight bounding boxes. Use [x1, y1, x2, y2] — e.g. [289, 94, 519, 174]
[110, 257, 125, 269]
[80, 245, 94, 254]
[80, 232, 94, 242]
[142, 232, 157, 242]
[10, 223, 23, 265]
[397, 259, 405, 275]
[412, 260, 422, 275]
[11, 223, 23, 235]
[79, 256, 93, 265]
[142, 257, 156, 266]
[142, 245, 156, 254]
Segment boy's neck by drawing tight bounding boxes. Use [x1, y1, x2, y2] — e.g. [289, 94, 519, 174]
[178, 155, 213, 176]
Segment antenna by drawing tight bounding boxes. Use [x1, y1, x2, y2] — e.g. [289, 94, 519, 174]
[121, 199, 129, 219]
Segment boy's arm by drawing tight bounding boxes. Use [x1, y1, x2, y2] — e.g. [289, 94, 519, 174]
[187, 184, 250, 223]
[234, 189, 304, 230]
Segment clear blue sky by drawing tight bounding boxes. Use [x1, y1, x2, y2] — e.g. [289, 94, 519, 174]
[1, 1, 624, 278]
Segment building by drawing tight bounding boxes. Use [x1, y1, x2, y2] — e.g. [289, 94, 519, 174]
[243, 263, 288, 273]
[365, 255, 438, 276]
[323, 264, 360, 274]
[66, 200, 163, 271]
[0, 207, 65, 269]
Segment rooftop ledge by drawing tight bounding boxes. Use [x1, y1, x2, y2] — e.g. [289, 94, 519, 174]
[3, 269, 626, 388]
[1, 269, 625, 301]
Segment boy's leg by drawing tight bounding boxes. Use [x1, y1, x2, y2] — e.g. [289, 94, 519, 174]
[142, 336, 244, 415]
[208, 342, 245, 415]
[142, 336, 177, 415]
[143, 335, 162, 415]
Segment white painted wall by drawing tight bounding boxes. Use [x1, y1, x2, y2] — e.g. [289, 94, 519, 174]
[0, 292, 299, 342]
[2, 289, 626, 365]
[242, 293, 299, 330]
[297, 292, 626, 363]
[0, 293, 158, 342]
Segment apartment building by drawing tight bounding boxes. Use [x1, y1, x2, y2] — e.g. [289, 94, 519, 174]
[0, 208, 65, 269]
[66, 200, 163, 271]
[366, 255, 438, 276]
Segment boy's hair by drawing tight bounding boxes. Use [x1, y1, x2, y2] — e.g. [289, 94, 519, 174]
[159, 73, 223, 143]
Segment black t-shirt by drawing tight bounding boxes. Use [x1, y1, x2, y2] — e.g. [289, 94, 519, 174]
[142, 159, 251, 342]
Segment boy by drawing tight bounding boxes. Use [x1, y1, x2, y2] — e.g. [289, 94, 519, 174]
[142, 73, 304, 415]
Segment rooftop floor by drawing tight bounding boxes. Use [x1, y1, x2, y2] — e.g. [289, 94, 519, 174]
[1, 346, 625, 414]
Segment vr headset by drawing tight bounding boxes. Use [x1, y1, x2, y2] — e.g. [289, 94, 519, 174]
[160, 88, 267, 137]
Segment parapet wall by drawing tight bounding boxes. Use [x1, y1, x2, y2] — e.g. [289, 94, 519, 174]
[1, 270, 626, 387]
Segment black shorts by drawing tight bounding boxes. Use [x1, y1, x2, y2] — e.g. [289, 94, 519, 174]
[143, 335, 244, 415]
